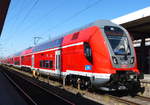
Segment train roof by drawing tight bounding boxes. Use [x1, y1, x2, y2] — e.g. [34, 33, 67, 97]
[60, 20, 119, 38]
[32, 20, 116, 53]
[11, 20, 120, 56]
[32, 37, 63, 53]
[12, 47, 33, 57]
[25, 20, 120, 53]
[20, 47, 33, 55]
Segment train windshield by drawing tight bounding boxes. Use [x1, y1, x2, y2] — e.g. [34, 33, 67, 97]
[104, 26, 131, 55]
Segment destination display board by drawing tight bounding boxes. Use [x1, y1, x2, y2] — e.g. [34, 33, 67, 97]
[104, 26, 125, 36]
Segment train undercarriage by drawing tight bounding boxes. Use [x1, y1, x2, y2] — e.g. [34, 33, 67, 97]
[101, 71, 145, 95]
[31, 69, 145, 95]
[64, 71, 145, 95]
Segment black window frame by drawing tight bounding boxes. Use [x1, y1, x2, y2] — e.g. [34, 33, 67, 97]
[45, 60, 49, 68]
[40, 60, 53, 69]
[40, 60, 43, 68]
[84, 42, 92, 63]
[49, 60, 53, 69]
[72, 32, 79, 40]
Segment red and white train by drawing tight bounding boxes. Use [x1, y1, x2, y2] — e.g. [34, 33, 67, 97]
[2, 20, 144, 93]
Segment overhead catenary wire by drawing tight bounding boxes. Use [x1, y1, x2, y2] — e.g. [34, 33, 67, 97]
[2, 0, 41, 57]
[0, 0, 30, 51]
[6, 0, 40, 43]
[44, 0, 102, 36]
[21, 0, 40, 24]
[7, 0, 100, 42]
[2, 0, 23, 39]
[21, 0, 66, 35]
[6, 0, 27, 34]
[11, 0, 40, 36]
[2, 0, 102, 57]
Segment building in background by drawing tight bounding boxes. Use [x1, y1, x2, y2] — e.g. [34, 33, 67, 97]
[0, 0, 11, 36]
[112, 6, 150, 74]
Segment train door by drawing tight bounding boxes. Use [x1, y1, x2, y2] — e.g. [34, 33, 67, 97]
[55, 50, 61, 76]
[32, 54, 34, 67]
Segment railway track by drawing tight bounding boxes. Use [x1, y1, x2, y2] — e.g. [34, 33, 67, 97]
[140, 80, 150, 97]
[119, 95, 150, 105]
[64, 85, 150, 105]
[2, 71, 37, 105]
[136, 95, 150, 102]
[1, 69, 75, 105]
[2, 65, 150, 105]
[107, 95, 150, 105]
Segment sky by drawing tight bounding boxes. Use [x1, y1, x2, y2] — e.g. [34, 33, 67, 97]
[0, 0, 150, 57]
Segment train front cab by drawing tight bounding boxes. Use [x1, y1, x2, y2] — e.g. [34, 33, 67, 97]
[88, 24, 144, 93]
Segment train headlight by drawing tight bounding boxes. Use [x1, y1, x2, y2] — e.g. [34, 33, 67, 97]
[130, 57, 134, 64]
[112, 56, 118, 64]
[129, 74, 137, 80]
[129, 75, 134, 79]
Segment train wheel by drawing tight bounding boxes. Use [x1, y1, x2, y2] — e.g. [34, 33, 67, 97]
[32, 70, 39, 79]
[72, 79, 78, 88]
[65, 75, 71, 85]
[32, 70, 36, 78]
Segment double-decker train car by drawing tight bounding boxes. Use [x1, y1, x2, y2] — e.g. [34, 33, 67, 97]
[20, 47, 33, 71]
[3, 20, 144, 93]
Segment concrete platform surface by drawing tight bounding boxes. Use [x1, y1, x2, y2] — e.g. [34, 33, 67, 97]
[0, 69, 27, 105]
[144, 74, 150, 81]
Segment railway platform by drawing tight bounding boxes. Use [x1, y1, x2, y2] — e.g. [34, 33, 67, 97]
[0, 69, 28, 105]
[144, 74, 150, 81]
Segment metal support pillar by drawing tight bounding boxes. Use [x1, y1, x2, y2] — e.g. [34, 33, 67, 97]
[141, 37, 146, 73]
[148, 47, 150, 74]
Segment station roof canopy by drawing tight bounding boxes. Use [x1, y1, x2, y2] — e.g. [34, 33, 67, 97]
[0, 0, 11, 36]
[111, 7, 150, 40]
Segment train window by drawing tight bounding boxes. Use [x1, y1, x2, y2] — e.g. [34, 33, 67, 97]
[84, 42, 92, 63]
[15, 61, 20, 65]
[49, 60, 53, 69]
[45, 60, 49, 68]
[104, 26, 131, 55]
[40, 60, 53, 69]
[43, 60, 46, 68]
[21, 56, 24, 60]
[40, 60, 43, 68]
[72, 32, 79, 40]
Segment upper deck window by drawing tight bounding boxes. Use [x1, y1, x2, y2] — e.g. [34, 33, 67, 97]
[72, 32, 79, 40]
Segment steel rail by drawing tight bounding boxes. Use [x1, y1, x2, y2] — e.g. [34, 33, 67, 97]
[104, 94, 141, 105]
[4, 65, 150, 105]
[136, 95, 150, 102]
[2, 71, 37, 105]
[4, 69, 75, 105]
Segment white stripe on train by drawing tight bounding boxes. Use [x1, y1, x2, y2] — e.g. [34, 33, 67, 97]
[21, 42, 84, 56]
[33, 67, 111, 79]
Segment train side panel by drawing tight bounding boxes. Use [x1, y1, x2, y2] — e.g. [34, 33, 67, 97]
[62, 26, 97, 75]
[34, 50, 56, 73]
[21, 55, 32, 67]
[89, 27, 114, 74]
[13, 56, 20, 66]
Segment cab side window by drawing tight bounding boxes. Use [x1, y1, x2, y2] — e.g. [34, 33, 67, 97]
[84, 42, 92, 63]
